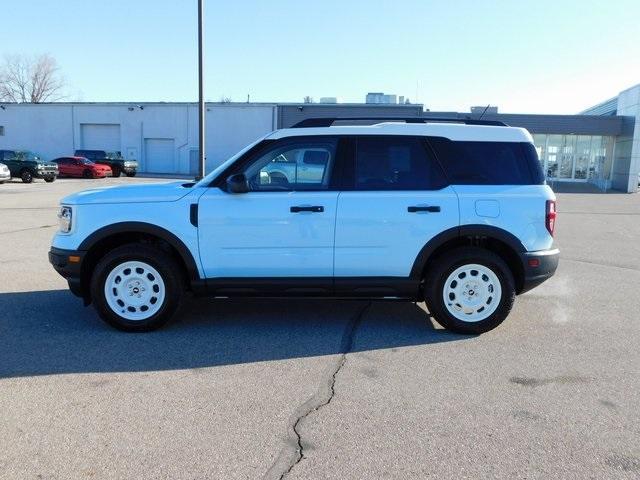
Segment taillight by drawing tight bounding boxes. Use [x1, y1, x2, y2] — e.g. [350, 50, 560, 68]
[546, 200, 557, 236]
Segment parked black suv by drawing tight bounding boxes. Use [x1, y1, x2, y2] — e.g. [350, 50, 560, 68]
[0, 150, 58, 183]
[74, 150, 138, 177]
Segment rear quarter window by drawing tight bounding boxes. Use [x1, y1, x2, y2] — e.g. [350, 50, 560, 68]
[428, 137, 544, 185]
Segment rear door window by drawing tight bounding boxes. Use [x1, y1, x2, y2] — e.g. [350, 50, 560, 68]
[427, 137, 542, 185]
[352, 136, 447, 190]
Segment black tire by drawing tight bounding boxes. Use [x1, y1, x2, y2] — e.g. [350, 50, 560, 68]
[20, 169, 34, 183]
[111, 166, 121, 178]
[90, 244, 184, 332]
[44, 176, 55, 183]
[126, 172, 136, 177]
[83, 169, 93, 179]
[424, 247, 515, 335]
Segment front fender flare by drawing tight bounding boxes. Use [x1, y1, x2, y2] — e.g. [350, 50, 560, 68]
[78, 221, 201, 282]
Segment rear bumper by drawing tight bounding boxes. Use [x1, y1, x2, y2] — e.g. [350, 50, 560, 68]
[519, 248, 559, 293]
[49, 247, 85, 298]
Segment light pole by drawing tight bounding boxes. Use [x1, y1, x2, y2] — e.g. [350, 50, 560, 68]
[197, 0, 206, 180]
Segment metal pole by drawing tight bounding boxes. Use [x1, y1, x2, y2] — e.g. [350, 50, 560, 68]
[197, 0, 205, 180]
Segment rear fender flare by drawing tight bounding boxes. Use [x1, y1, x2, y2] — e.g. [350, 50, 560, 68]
[410, 225, 526, 279]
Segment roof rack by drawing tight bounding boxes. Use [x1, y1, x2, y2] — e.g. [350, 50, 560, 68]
[291, 117, 508, 128]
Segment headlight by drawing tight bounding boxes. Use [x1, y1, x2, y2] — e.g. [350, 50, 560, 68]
[58, 206, 73, 233]
[37, 164, 44, 169]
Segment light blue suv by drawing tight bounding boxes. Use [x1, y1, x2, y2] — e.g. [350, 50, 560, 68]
[49, 118, 559, 334]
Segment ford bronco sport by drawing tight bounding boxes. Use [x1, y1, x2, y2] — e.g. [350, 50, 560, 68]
[50, 118, 559, 334]
[0, 150, 58, 183]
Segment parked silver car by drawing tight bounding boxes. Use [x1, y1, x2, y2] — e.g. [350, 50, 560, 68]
[0, 162, 10, 183]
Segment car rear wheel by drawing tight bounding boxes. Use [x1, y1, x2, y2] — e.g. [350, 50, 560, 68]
[111, 166, 121, 177]
[424, 247, 515, 334]
[20, 169, 34, 183]
[90, 244, 184, 332]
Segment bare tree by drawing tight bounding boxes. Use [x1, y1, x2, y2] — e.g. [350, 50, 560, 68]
[219, 96, 232, 103]
[303, 96, 314, 104]
[0, 54, 66, 103]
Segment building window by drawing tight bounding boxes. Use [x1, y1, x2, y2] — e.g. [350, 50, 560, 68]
[0, 126, 4, 136]
[532, 134, 615, 184]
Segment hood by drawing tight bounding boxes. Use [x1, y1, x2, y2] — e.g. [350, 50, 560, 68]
[61, 181, 195, 205]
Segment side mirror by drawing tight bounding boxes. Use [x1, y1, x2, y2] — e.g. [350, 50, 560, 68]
[226, 173, 250, 193]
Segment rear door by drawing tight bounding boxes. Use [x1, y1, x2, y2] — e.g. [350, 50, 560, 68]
[334, 135, 459, 282]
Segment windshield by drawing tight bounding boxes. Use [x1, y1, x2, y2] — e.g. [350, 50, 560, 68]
[15, 151, 42, 161]
[194, 135, 268, 187]
[80, 158, 94, 165]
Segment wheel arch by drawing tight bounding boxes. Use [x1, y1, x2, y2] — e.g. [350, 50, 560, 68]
[411, 225, 527, 294]
[78, 222, 201, 302]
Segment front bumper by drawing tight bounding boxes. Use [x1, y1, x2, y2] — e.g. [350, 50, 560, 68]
[35, 170, 58, 179]
[519, 248, 559, 293]
[49, 247, 85, 298]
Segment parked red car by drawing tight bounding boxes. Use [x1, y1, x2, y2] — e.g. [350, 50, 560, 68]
[52, 156, 112, 178]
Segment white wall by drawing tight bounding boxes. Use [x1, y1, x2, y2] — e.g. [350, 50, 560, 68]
[0, 103, 276, 175]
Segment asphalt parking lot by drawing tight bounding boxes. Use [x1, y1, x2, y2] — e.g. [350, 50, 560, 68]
[1, 177, 639, 479]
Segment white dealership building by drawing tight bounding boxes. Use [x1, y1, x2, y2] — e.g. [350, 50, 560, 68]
[0, 83, 639, 192]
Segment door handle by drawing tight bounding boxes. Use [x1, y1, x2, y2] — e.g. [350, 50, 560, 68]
[408, 205, 441, 213]
[290, 205, 324, 213]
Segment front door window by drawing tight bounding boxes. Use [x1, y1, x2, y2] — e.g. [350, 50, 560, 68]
[244, 139, 336, 191]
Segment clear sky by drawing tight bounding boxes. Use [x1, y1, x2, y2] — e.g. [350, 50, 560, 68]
[3, 0, 639, 113]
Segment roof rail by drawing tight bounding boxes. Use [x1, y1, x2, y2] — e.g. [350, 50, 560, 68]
[291, 117, 508, 128]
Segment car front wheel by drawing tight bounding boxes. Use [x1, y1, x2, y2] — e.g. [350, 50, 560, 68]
[20, 169, 34, 183]
[424, 247, 515, 334]
[44, 176, 56, 183]
[90, 244, 184, 332]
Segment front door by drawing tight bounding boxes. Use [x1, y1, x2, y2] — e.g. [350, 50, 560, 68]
[197, 137, 339, 282]
[70, 158, 84, 176]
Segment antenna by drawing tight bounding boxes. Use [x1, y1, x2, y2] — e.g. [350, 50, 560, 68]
[478, 104, 491, 120]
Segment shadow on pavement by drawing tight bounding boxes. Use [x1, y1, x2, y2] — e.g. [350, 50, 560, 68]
[0, 290, 467, 378]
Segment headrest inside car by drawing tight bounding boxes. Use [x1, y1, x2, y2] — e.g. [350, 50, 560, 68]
[303, 150, 329, 165]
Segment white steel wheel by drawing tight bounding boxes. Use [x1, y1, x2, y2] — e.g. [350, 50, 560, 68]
[104, 261, 166, 321]
[442, 263, 502, 323]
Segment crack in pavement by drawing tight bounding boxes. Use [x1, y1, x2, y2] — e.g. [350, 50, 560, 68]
[264, 301, 371, 480]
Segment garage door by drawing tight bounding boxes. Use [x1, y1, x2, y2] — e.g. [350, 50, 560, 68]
[144, 138, 175, 173]
[80, 124, 121, 151]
